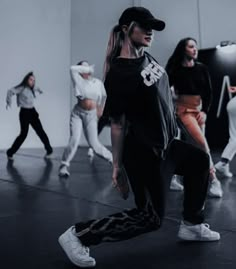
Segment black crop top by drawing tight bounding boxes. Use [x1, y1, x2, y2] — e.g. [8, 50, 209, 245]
[167, 62, 212, 113]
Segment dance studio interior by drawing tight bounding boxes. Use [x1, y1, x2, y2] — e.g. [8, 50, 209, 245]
[1, 0, 236, 268]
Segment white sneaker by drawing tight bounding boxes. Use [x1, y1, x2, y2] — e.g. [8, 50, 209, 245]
[87, 148, 94, 159]
[7, 155, 14, 161]
[215, 161, 233, 178]
[178, 221, 220, 241]
[170, 175, 184, 191]
[58, 226, 96, 267]
[58, 165, 70, 177]
[208, 178, 223, 198]
[44, 152, 53, 159]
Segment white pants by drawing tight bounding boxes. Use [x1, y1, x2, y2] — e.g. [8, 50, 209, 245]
[61, 105, 112, 166]
[222, 96, 236, 161]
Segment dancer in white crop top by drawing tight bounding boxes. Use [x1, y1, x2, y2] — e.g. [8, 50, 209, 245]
[59, 61, 112, 177]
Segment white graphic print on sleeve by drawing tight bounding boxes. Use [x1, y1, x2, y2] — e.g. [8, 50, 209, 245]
[141, 60, 165, 87]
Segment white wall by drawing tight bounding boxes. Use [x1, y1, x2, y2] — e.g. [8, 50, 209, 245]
[141, 0, 200, 66]
[141, 0, 236, 65]
[0, 0, 71, 149]
[198, 0, 236, 48]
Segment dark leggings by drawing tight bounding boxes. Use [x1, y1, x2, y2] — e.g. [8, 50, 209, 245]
[7, 107, 52, 156]
[75, 136, 209, 246]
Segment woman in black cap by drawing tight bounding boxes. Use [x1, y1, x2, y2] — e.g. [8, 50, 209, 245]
[58, 7, 220, 268]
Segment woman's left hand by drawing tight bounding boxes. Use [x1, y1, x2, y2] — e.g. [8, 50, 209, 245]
[196, 111, 207, 125]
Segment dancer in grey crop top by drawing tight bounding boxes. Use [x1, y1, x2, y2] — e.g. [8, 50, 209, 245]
[6, 72, 53, 160]
[59, 61, 112, 177]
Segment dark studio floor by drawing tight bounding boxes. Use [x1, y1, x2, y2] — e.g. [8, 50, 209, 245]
[0, 147, 236, 269]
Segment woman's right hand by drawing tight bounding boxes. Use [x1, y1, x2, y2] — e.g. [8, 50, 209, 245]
[112, 165, 129, 200]
[229, 86, 236, 93]
[6, 103, 10, 110]
[196, 111, 207, 126]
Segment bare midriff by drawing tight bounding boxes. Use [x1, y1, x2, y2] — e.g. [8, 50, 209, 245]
[176, 94, 202, 111]
[77, 98, 97, 110]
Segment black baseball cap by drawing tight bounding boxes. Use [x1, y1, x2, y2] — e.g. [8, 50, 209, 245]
[118, 6, 165, 31]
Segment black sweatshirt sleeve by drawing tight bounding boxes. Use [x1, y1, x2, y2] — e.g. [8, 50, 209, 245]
[103, 70, 127, 120]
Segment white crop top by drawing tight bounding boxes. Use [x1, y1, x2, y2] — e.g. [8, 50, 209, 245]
[70, 65, 107, 106]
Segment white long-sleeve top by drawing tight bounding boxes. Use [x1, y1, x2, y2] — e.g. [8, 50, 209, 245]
[6, 86, 43, 108]
[70, 65, 106, 107]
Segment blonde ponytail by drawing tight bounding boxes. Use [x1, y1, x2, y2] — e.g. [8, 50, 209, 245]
[103, 25, 124, 78]
[103, 22, 140, 79]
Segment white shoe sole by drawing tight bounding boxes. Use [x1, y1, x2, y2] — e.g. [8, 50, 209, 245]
[207, 187, 223, 198]
[44, 155, 53, 159]
[216, 170, 233, 178]
[170, 184, 184, 191]
[178, 231, 220, 241]
[207, 191, 223, 198]
[215, 164, 233, 178]
[58, 171, 70, 178]
[58, 233, 96, 268]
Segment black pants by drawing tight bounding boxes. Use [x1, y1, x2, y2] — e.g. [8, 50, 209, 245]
[75, 135, 209, 246]
[7, 107, 52, 156]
